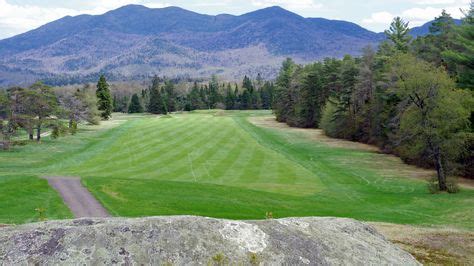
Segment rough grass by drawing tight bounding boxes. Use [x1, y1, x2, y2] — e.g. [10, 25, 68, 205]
[0, 111, 473, 230]
[371, 222, 474, 265]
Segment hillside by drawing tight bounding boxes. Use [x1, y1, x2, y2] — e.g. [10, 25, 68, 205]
[0, 5, 384, 86]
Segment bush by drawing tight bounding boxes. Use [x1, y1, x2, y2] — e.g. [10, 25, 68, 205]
[51, 123, 68, 139]
[69, 120, 78, 135]
[446, 178, 460, 194]
[320, 100, 338, 136]
[427, 177, 460, 194]
[427, 178, 439, 194]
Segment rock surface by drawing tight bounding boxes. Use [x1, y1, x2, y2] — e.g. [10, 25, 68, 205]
[0, 216, 419, 265]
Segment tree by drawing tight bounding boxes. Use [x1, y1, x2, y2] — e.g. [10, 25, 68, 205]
[128, 93, 143, 113]
[7, 87, 36, 140]
[29, 82, 59, 141]
[147, 76, 167, 114]
[442, 3, 474, 89]
[186, 82, 204, 111]
[96, 75, 113, 120]
[413, 10, 457, 73]
[274, 58, 296, 122]
[163, 80, 177, 113]
[208, 75, 221, 109]
[0, 91, 15, 150]
[241, 76, 255, 109]
[224, 83, 236, 110]
[385, 17, 412, 52]
[260, 81, 274, 110]
[390, 54, 472, 191]
[59, 87, 99, 133]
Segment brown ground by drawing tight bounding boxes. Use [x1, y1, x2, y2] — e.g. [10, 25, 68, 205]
[249, 116, 474, 188]
[42, 176, 110, 218]
[371, 223, 474, 265]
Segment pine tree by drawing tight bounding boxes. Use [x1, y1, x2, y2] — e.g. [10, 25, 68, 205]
[96, 75, 113, 120]
[442, 3, 474, 89]
[274, 58, 296, 122]
[128, 94, 143, 113]
[224, 83, 236, 110]
[241, 76, 254, 109]
[385, 17, 411, 52]
[163, 80, 177, 113]
[208, 75, 220, 109]
[147, 76, 167, 114]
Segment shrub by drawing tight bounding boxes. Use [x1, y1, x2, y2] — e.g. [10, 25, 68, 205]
[51, 123, 69, 139]
[265, 212, 273, 219]
[427, 177, 460, 194]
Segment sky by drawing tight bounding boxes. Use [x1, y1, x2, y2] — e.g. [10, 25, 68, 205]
[0, 0, 471, 39]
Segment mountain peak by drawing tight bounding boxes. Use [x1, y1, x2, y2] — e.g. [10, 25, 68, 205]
[242, 5, 302, 19]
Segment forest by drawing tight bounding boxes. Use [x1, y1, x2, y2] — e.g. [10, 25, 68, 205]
[273, 8, 474, 190]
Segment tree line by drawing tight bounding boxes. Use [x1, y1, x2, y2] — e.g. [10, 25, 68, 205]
[113, 74, 275, 115]
[273, 6, 474, 191]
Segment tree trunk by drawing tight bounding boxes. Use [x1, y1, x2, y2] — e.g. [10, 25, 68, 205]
[36, 123, 41, 142]
[29, 133, 33, 140]
[434, 152, 447, 191]
[69, 119, 73, 129]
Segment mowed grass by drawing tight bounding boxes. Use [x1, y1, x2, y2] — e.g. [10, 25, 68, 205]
[1, 110, 473, 229]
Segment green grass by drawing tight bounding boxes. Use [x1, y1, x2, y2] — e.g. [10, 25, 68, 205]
[0, 175, 72, 224]
[1, 110, 473, 229]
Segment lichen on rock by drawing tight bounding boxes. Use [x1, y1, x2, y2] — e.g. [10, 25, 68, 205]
[0, 216, 420, 265]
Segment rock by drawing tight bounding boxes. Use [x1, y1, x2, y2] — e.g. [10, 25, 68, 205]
[0, 216, 419, 265]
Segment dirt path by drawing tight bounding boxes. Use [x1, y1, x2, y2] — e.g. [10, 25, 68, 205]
[43, 176, 110, 218]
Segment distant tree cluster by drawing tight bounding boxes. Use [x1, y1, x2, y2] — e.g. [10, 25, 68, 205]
[274, 7, 474, 191]
[110, 74, 275, 115]
[0, 82, 99, 149]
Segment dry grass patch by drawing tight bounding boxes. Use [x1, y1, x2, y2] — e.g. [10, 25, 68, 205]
[371, 222, 474, 265]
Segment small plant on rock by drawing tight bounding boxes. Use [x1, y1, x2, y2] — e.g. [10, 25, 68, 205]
[35, 207, 47, 221]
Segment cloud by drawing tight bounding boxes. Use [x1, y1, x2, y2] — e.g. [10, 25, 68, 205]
[362, 11, 394, 25]
[362, 0, 469, 30]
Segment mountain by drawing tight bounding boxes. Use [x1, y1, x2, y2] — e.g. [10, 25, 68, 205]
[0, 5, 385, 86]
[410, 18, 462, 37]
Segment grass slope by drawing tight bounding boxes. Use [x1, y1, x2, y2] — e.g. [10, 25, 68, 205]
[0, 111, 473, 228]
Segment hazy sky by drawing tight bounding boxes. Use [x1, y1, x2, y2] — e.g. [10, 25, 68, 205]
[0, 0, 471, 39]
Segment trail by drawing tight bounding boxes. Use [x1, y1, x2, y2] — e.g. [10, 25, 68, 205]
[42, 176, 110, 218]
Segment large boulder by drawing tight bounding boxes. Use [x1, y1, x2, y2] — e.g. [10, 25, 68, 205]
[0, 216, 419, 265]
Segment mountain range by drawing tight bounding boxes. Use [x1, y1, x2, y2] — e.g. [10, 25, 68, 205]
[0, 5, 443, 86]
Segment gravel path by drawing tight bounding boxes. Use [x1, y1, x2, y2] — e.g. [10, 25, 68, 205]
[42, 176, 110, 218]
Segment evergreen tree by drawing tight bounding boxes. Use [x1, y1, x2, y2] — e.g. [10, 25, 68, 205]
[186, 82, 203, 111]
[385, 17, 411, 52]
[260, 81, 274, 109]
[147, 76, 167, 114]
[96, 75, 113, 120]
[413, 10, 457, 72]
[274, 58, 296, 122]
[224, 83, 236, 110]
[208, 75, 221, 109]
[128, 93, 143, 113]
[442, 3, 474, 89]
[241, 76, 255, 109]
[163, 80, 177, 113]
